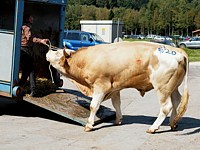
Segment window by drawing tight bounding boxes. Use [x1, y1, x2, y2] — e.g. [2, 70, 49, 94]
[66, 32, 80, 40]
[0, 1, 15, 31]
[81, 33, 89, 41]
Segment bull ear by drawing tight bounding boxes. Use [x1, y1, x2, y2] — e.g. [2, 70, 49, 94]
[60, 49, 68, 67]
[63, 48, 70, 58]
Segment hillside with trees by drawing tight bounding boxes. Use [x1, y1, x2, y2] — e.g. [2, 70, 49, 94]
[65, 0, 200, 36]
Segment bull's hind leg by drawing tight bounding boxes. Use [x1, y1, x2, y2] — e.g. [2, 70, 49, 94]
[169, 89, 181, 130]
[84, 92, 105, 132]
[111, 91, 122, 125]
[147, 92, 173, 133]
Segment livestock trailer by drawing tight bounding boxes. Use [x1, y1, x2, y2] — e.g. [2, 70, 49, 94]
[0, 0, 66, 97]
[0, 0, 114, 125]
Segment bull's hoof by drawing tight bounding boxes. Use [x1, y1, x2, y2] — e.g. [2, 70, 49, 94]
[170, 124, 178, 131]
[146, 128, 158, 134]
[115, 120, 122, 125]
[84, 124, 93, 132]
[146, 129, 155, 134]
[84, 127, 92, 132]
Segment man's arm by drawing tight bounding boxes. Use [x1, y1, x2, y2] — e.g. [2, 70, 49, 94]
[33, 37, 47, 45]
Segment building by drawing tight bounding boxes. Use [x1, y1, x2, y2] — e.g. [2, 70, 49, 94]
[80, 20, 123, 43]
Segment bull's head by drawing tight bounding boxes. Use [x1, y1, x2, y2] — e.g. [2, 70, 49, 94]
[46, 48, 75, 75]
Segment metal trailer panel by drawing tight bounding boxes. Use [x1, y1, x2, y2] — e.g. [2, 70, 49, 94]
[0, 32, 14, 82]
[0, 0, 24, 97]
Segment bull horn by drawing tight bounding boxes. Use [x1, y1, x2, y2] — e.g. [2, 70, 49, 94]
[63, 48, 71, 58]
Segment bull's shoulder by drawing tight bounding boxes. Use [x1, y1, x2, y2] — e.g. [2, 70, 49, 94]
[69, 79, 93, 97]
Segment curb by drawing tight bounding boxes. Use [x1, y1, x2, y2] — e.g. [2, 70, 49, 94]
[190, 62, 200, 67]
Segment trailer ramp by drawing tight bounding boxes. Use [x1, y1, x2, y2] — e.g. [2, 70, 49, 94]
[23, 89, 115, 126]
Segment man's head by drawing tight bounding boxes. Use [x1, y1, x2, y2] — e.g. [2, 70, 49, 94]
[23, 14, 34, 24]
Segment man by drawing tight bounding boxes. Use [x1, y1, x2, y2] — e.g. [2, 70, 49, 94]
[19, 14, 47, 97]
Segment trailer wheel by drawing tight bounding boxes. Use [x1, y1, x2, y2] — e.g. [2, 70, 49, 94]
[13, 86, 21, 97]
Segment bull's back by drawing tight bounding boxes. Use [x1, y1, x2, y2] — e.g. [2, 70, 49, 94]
[75, 42, 155, 71]
[73, 41, 187, 76]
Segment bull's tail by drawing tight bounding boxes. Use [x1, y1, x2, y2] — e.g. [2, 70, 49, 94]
[172, 56, 189, 129]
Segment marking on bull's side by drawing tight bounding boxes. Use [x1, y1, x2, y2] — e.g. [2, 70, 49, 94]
[157, 46, 176, 55]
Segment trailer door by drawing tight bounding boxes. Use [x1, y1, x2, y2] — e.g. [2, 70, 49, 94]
[0, 0, 23, 97]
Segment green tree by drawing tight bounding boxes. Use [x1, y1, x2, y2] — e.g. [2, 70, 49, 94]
[191, 0, 200, 29]
[81, 0, 96, 5]
[81, 5, 97, 20]
[174, 0, 188, 35]
[65, 4, 82, 30]
[121, 9, 140, 35]
[108, 9, 114, 19]
[108, 0, 117, 9]
[67, 0, 81, 5]
[65, 0, 198, 36]
[95, 7, 109, 19]
[138, 7, 148, 35]
[96, 0, 109, 8]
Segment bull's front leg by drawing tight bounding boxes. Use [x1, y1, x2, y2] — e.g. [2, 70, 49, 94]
[84, 92, 105, 132]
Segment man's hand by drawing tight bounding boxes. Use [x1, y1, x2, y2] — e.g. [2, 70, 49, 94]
[40, 39, 48, 45]
[33, 37, 48, 45]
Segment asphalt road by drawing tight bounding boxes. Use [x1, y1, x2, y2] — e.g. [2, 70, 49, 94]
[0, 62, 200, 150]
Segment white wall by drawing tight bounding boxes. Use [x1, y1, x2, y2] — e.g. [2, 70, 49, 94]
[0, 32, 13, 82]
[96, 25, 111, 43]
[80, 20, 123, 43]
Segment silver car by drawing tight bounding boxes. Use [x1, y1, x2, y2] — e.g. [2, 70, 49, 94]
[178, 37, 200, 48]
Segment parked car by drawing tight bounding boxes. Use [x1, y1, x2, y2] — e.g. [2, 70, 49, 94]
[63, 30, 107, 50]
[151, 39, 176, 47]
[137, 35, 145, 39]
[183, 36, 191, 41]
[163, 39, 176, 47]
[146, 34, 156, 39]
[165, 36, 173, 41]
[178, 37, 200, 48]
[127, 35, 139, 39]
[179, 35, 191, 41]
[154, 36, 165, 42]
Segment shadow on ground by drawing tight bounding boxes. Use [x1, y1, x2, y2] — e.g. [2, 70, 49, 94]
[1, 95, 199, 135]
[94, 115, 200, 134]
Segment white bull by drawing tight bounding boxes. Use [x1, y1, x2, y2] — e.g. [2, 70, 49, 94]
[46, 41, 189, 133]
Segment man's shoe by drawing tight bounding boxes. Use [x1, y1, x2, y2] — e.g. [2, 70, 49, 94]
[19, 87, 26, 97]
[20, 91, 26, 97]
[30, 91, 36, 97]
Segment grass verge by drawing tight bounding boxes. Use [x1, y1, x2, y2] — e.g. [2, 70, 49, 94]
[183, 48, 200, 62]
